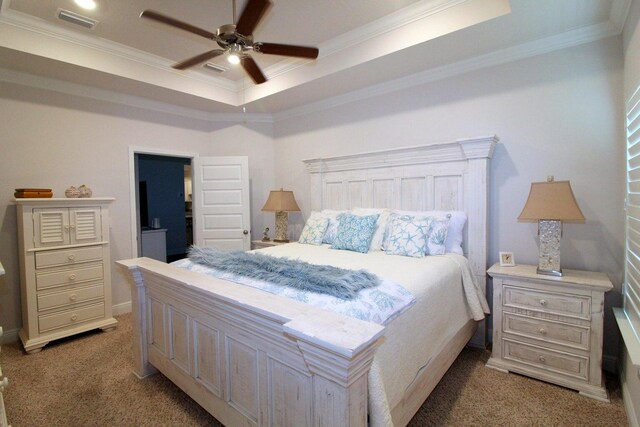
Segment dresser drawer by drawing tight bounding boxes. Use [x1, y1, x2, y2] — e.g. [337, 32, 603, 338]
[503, 339, 589, 381]
[35, 246, 103, 269]
[37, 284, 104, 312]
[503, 312, 590, 350]
[503, 285, 591, 320]
[36, 264, 103, 291]
[38, 302, 105, 333]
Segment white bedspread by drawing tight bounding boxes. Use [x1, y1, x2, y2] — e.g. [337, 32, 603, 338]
[251, 243, 489, 427]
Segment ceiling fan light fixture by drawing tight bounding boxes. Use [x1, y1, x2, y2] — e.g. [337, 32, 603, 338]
[227, 44, 242, 65]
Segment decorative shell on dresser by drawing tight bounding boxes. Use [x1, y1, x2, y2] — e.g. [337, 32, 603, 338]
[65, 186, 80, 198]
[78, 185, 92, 198]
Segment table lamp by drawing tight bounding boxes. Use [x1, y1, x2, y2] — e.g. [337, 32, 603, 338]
[261, 188, 300, 242]
[518, 177, 585, 276]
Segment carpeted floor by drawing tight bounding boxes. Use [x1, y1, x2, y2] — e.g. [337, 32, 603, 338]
[2, 313, 628, 426]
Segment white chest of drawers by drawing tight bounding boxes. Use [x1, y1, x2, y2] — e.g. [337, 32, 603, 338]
[15, 198, 118, 354]
[486, 263, 612, 402]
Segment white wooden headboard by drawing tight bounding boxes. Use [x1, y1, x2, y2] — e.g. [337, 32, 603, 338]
[303, 135, 497, 345]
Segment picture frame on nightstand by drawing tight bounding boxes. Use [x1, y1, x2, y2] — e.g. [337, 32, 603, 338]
[499, 251, 515, 266]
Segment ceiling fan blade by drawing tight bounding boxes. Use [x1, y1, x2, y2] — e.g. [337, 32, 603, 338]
[173, 50, 225, 70]
[235, 0, 271, 36]
[140, 10, 216, 40]
[241, 56, 267, 84]
[256, 43, 319, 59]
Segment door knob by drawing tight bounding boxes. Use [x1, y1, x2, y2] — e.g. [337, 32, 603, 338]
[243, 230, 249, 235]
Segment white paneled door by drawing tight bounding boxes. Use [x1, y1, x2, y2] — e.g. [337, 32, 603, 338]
[193, 156, 250, 251]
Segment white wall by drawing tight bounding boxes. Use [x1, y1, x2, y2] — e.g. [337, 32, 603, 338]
[620, 0, 640, 424]
[0, 81, 275, 336]
[273, 37, 625, 363]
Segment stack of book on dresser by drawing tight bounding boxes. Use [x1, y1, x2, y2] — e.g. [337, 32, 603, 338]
[14, 188, 53, 198]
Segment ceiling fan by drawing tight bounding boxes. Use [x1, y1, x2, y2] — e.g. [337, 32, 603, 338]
[140, 0, 319, 84]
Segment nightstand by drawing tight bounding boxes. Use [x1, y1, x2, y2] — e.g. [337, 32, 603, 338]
[251, 240, 289, 250]
[486, 263, 612, 402]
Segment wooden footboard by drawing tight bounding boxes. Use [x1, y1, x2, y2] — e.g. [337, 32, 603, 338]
[118, 258, 384, 427]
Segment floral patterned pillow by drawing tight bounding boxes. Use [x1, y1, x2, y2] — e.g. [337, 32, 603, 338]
[384, 215, 431, 257]
[426, 217, 450, 255]
[331, 213, 379, 253]
[298, 212, 330, 245]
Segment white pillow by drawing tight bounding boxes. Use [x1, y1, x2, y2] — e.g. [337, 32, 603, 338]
[352, 208, 391, 251]
[298, 211, 329, 245]
[388, 210, 466, 255]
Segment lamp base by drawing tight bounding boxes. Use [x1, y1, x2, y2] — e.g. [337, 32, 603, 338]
[273, 211, 289, 243]
[536, 267, 563, 277]
[537, 219, 563, 277]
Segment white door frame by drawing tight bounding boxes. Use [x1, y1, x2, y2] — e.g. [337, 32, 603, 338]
[128, 146, 198, 258]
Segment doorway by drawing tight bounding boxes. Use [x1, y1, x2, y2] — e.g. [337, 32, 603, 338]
[129, 147, 197, 262]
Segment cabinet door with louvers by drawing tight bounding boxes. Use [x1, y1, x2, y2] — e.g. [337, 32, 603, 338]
[33, 207, 102, 248]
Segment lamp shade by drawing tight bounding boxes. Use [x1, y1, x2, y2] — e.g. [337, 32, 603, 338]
[518, 180, 585, 223]
[261, 189, 300, 212]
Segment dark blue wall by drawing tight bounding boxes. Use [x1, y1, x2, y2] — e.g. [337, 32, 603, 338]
[138, 154, 190, 257]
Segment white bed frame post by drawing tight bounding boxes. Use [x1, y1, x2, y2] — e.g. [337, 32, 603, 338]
[125, 265, 158, 379]
[458, 136, 497, 347]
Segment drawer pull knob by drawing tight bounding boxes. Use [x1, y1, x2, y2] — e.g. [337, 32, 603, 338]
[539, 328, 547, 335]
[71, 314, 78, 322]
[68, 254, 76, 261]
[538, 356, 546, 363]
[69, 294, 77, 301]
[539, 299, 547, 306]
[69, 274, 76, 281]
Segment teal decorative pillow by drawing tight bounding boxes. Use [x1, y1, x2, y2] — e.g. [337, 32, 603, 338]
[426, 217, 450, 255]
[331, 213, 379, 253]
[298, 212, 329, 245]
[385, 215, 431, 257]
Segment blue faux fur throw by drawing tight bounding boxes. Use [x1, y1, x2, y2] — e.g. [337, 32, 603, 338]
[188, 246, 380, 300]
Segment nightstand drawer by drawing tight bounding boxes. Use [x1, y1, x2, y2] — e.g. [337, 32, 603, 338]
[503, 312, 590, 350]
[503, 339, 589, 381]
[38, 302, 105, 333]
[503, 285, 591, 320]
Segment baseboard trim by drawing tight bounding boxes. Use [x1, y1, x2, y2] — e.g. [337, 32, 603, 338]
[1, 327, 20, 345]
[112, 301, 132, 316]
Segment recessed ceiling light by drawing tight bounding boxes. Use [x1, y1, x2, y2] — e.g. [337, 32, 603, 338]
[74, 0, 97, 10]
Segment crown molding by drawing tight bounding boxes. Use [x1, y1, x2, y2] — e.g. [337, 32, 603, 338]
[0, 66, 273, 123]
[259, 0, 467, 82]
[273, 8, 626, 123]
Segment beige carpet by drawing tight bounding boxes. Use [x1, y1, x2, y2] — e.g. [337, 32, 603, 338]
[2, 314, 628, 426]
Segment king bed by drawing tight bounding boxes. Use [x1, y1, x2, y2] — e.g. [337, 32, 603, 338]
[118, 135, 497, 427]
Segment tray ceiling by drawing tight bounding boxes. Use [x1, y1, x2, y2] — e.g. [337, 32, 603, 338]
[0, 0, 629, 117]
